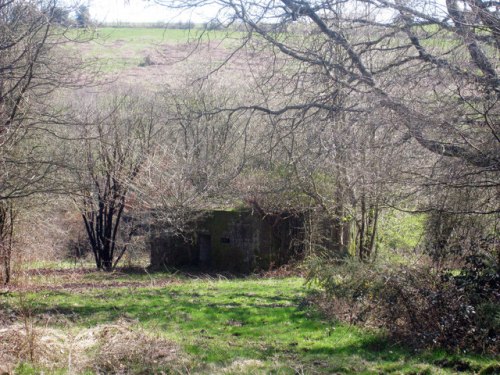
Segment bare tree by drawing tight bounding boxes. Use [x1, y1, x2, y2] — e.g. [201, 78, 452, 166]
[155, 0, 498, 197]
[1, 0, 91, 198]
[137, 79, 257, 232]
[70, 92, 161, 271]
[0, 200, 14, 284]
[0, 0, 94, 281]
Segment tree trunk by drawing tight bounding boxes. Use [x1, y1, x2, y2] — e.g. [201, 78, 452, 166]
[0, 201, 14, 285]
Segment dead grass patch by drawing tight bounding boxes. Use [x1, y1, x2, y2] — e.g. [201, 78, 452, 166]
[220, 359, 266, 373]
[0, 324, 68, 374]
[92, 320, 181, 373]
[0, 319, 184, 374]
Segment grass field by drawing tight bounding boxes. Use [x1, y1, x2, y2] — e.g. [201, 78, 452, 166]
[1, 270, 497, 374]
[96, 27, 232, 43]
[71, 27, 237, 73]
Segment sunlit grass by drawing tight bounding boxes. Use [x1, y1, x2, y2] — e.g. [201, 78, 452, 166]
[3, 275, 497, 374]
[95, 27, 230, 44]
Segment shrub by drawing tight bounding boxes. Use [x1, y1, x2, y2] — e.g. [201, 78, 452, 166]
[307, 252, 499, 353]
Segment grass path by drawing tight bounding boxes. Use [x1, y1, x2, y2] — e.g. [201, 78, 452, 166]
[1, 274, 497, 374]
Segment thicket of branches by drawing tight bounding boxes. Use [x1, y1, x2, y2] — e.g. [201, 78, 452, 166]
[153, 0, 499, 259]
[0, 0, 93, 283]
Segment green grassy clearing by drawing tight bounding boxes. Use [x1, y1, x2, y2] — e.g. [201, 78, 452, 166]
[2, 275, 497, 374]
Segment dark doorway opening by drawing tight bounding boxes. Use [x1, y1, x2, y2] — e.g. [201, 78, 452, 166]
[198, 234, 212, 267]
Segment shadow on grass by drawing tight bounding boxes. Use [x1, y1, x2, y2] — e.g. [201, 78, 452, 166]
[20, 284, 417, 369]
[79, 266, 259, 283]
[5, 277, 496, 373]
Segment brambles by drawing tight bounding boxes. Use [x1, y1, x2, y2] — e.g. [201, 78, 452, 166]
[308, 249, 499, 353]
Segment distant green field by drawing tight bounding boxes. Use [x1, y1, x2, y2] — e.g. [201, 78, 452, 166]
[68, 27, 237, 73]
[95, 27, 231, 44]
